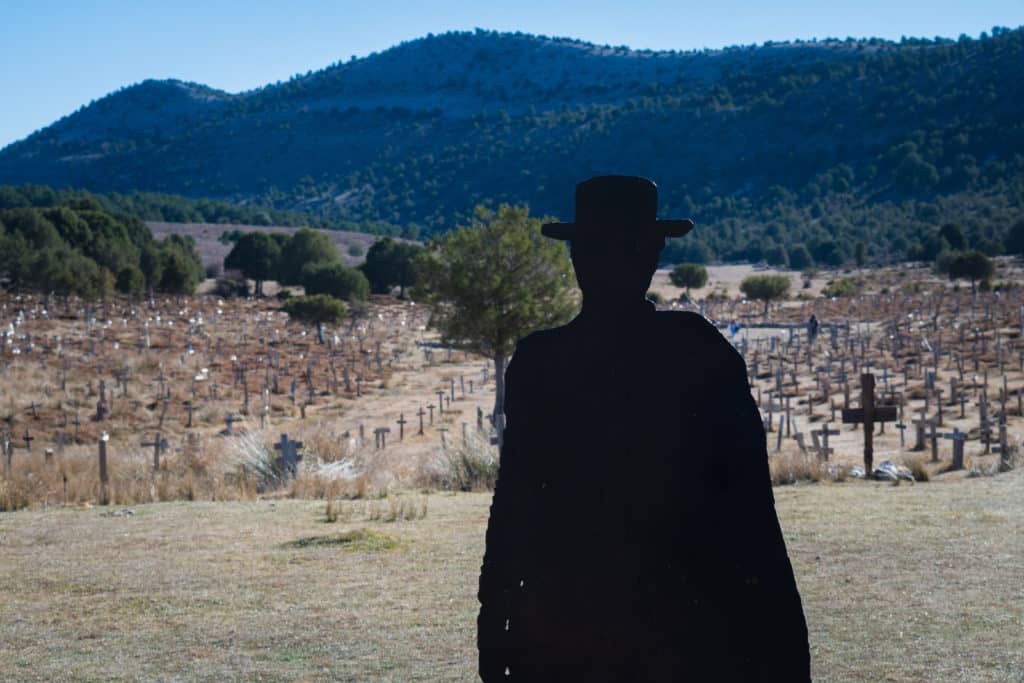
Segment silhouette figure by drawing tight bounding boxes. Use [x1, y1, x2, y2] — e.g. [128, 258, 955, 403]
[808, 314, 820, 345]
[478, 176, 809, 682]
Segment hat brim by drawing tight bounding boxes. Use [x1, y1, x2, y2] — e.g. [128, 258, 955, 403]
[541, 219, 694, 241]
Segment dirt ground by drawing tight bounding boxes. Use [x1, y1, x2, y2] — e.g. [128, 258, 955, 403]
[1, 470, 1021, 682]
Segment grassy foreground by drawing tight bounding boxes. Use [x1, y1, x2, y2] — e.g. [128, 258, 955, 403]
[1, 472, 1022, 682]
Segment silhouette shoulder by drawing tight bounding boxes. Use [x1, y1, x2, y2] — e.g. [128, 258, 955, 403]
[514, 325, 571, 354]
[659, 311, 746, 378]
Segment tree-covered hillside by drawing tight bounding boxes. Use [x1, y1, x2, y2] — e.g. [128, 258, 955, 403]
[1, 27, 1021, 265]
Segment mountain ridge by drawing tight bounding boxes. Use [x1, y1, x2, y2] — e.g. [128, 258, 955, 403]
[2, 27, 1022, 264]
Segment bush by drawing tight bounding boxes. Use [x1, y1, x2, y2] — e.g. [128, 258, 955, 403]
[301, 261, 370, 300]
[821, 277, 863, 298]
[284, 294, 348, 325]
[417, 431, 499, 492]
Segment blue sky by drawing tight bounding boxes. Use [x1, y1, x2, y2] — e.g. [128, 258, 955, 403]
[1, 1, 1021, 149]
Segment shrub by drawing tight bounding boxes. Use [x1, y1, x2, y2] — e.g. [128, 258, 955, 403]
[821, 277, 863, 298]
[417, 431, 499, 492]
[284, 294, 348, 325]
[300, 261, 370, 300]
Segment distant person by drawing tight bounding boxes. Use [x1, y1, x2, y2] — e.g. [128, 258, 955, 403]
[808, 314, 819, 345]
[728, 319, 740, 341]
[477, 176, 809, 682]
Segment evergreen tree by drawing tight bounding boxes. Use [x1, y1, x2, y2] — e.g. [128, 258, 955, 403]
[668, 263, 708, 294]
[224, 231, 281, 296]
[276, 228, 341, 285]
[360, 236, 424, 297]
[740, 274, 791, 314]
[415, 204, 577, 442]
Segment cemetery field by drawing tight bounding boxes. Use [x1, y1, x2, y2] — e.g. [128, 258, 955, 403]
[1, 470, 1022, 682]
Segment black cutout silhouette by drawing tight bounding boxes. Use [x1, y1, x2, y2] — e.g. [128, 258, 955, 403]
[478, 176, 809, 682]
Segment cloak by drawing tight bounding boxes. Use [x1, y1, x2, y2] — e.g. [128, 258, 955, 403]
[478, 303, 810, 682]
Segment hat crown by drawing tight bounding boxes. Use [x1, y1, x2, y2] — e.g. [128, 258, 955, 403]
[540, 174, 693, 240]
[574, 176, 657, 227]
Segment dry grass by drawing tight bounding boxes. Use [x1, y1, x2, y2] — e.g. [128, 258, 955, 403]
[769, 451, 823, 485]
[0, 471, 1022, 681]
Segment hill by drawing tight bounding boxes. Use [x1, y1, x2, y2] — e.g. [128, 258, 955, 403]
[1, 27, 1023, 264]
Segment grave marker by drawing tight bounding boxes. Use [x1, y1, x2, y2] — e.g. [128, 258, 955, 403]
[841, 373, 898, 475]
[273, 434, 304, 477]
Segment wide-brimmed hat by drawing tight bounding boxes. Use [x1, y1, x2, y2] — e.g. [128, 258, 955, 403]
[541, 175, 694, 241]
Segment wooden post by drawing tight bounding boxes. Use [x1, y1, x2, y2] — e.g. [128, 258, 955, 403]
[98, 434, 109, 505]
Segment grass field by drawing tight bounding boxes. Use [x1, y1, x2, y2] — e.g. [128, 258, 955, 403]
[1, 470, 1022, 682]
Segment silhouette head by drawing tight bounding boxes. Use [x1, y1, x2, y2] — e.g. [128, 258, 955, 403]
[542, 176, 694, 307]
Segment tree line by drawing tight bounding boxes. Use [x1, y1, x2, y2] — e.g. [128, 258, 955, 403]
[222, 227, 424, 318]
[0, 195, 204, 299]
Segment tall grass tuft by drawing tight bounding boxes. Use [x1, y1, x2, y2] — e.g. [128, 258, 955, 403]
[416, 430, 499, 492]
[769, 452, 823, 486]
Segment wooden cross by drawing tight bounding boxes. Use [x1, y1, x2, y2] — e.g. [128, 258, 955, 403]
[437, 427, 449, 448]
[436, 390, 445, 415]
[841, 374, 898, 475]
[941, 428, 967, 471]
[428, 404, 435, 425]
[141, 432, 169, 471]
[223, 412, 242, 436]
[396, 413, 407, 441]
[417, 406, 426, 435]
[895, 419, 907, 448]
[273, 434, 304, 477]
[810, 423, 838, 461]
[374, 427, 391, 449]
[22, 430, 34, 453]
[183, 400, 195, 428]
[25, 402, 41, 419]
